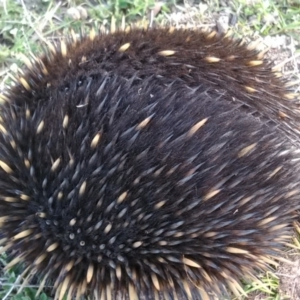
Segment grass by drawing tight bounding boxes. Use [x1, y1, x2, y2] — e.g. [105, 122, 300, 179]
[230, 0, 300, 36]
[0, 0, 300, 299]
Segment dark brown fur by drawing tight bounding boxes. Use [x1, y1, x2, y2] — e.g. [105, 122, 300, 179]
[0, 28, 300, 299]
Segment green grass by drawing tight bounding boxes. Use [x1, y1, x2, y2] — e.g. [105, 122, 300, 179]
[0, 0, 300, 299]
[230, 0, 300, 36]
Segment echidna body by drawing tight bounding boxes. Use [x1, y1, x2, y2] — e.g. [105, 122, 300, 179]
[0, 27, 300, 299]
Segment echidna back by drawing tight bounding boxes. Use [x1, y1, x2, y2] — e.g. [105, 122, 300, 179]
[0, 28, 300, 299]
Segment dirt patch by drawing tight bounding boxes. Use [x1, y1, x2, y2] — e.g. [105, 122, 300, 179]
[277, 252, 300, 299]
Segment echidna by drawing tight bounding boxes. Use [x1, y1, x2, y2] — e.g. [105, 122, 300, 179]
[0, 26, 300, 300]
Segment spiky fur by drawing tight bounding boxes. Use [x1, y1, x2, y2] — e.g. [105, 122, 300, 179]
[0, 27, 300, 299]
